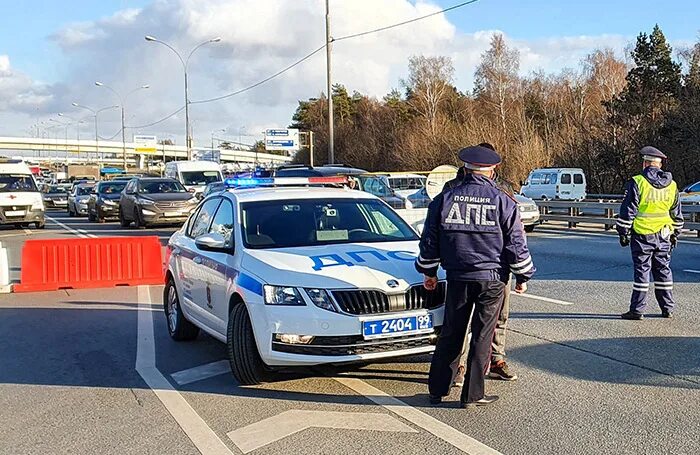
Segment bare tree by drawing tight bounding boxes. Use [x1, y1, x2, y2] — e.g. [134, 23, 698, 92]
[402, 55, 455, 135]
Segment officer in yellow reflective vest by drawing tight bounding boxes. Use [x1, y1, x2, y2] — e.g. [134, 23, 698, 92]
[616, 146, 684, 320]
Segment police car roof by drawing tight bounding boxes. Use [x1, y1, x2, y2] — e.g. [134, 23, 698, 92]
[227, 186, 377, 203]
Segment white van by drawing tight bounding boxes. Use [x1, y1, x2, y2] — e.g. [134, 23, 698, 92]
[0, 159, 45, 228]
[520, 168, 587, 201]
[164, 160, 223, 196]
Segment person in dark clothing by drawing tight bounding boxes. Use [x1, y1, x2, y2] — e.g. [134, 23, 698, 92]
[616, 146, 684, 319]
[416, 144, 535, 407]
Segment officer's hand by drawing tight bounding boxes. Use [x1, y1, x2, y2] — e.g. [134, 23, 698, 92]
[514, 282, 527, 294]
[423, 275, 438, 291]
[670, 234, 678, 250]
[619, 235, 630, 247]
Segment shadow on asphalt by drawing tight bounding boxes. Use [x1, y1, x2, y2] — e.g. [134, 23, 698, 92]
[509, 336, 700, 389]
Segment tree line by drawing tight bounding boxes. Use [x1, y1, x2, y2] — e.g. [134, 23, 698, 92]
[289, 25, 700, 193]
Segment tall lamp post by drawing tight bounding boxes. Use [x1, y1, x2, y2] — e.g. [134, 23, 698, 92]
[94, 82, 149, 171]
[72, 103, 119, 165]
[145, 35, 222, 159]
[211, 128, 225, 150]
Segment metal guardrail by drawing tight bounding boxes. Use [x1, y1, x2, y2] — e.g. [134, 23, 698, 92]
[536, 200, 700, 237]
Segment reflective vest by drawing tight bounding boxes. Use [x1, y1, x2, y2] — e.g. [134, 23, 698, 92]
[632, 175, 676, 235]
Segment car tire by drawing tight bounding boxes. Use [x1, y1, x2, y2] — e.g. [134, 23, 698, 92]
[68, 205, 75, 217]
[88, 210, 96, 222]
[524, 225, 535, 233]
[119, 209, 130, 228]
[34, 220, 45, 229]
[164, 278, 199, 341]
[134, 209, 146, 229]
[227, 302, 274, 385]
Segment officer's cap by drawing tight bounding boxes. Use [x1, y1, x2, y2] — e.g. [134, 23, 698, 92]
[458, 145, 502, 171]
[640, 146, 667, 163]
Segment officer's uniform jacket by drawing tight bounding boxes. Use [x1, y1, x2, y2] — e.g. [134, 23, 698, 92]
[416, 173, 535, 284]
[616, 166, 684, 237]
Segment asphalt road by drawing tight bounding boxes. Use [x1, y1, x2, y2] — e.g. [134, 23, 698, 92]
[0, 210, 699, 455]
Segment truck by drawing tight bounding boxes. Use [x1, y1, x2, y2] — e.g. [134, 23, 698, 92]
[67, 165, 100, 182]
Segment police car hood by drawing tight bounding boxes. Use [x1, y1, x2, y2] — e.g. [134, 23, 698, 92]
[242, 241, 436, 292]
[643, 167, 673, 189]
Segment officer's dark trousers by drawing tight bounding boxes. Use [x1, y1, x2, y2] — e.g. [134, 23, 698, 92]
[429, 279, 505, 403]
[629, 232, 675, 314]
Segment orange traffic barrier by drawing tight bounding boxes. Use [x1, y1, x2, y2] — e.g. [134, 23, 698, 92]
[14, 236, 164, 292]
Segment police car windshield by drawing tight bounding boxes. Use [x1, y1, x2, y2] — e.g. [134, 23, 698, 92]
[0, 175, 38, 193]
[241, 198, 418, 249]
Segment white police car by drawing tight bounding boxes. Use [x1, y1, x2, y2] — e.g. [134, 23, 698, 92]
[164, 176, 446, 384]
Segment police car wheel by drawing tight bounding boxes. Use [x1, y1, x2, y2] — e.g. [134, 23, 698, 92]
[164, 278, 199, 341]
[227, 302, 274, 385]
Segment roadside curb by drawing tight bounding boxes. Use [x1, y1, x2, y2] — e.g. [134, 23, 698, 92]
[0, 284, 12, 294]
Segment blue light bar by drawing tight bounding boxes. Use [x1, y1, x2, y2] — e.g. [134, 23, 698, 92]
[224, 177, 275, 187]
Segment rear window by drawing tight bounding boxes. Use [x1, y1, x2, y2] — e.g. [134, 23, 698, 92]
[561, 174, 572, 184]
[0, 175, 38, 192]
[573, 174, 584, 184]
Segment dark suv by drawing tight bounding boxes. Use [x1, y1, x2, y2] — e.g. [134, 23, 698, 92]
[118, 177, 198, 228]
[87, 180, 128, 222]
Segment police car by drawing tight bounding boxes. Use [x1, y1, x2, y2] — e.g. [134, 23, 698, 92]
[164, 176, 446, 384]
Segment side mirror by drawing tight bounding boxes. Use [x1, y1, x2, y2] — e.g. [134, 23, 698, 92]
[196, 192, 203, 200]
[195, 232, 228, 253]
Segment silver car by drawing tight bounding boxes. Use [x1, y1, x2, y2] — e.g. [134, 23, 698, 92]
[67, 183, 95, 217]
[515, 194, 540, 232]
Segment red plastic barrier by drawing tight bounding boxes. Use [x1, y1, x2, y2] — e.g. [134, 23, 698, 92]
[14, 236, 164, 292]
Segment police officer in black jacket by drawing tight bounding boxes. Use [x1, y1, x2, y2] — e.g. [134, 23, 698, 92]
[416, 145, 535, 407]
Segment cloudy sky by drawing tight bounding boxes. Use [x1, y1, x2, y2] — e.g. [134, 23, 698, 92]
[0, 0, 697, 147]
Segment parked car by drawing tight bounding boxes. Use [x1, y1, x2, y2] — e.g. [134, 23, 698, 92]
[87, 180, 128, 222]
[520, 168, 587, 201]
[515, 194, 540, 232]
[67, 183, 95, 217]
[118, 177, 198, 228]
[680, 181, 700, 204]
[42, 184, 69, 209]
[379, 173, 431, 208]
[274, 165, 411, 209]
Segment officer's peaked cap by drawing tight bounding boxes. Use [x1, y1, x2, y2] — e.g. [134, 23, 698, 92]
[458, 145, 502, 171]
[640, 146, 667, 163]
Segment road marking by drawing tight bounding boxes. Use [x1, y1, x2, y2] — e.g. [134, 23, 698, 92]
[334, 377, 502, 455]
[22, 227, 31, 235]
[136, 286, 234, 455]
[684, 269, 700, 274]
[46, 216, 97, 238]
[227, 409, 416, 454]
[513, 293, 574, 306]
[171, 360, 231, 385]
[535, 227, 700, 245]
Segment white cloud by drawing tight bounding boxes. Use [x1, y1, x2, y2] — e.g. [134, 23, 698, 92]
[0, 0, 681, 145]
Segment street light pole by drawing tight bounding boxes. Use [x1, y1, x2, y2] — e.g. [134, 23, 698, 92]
[211, 128, 225, 150]
[325, 0, 334, 165]
[145, 35, 222, 160]
[72, 103, 119, 166]
[94, 82, 149, 171]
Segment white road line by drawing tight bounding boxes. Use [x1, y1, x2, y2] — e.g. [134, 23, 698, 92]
[513, 293, 574, 306]
[536, 227, 700, 245]
[334, 377, 502, 455]
[684, 269, 700, 274]
[171, 360, 231, 385]
[22, 228, 32, 235]
[46, 216, 97, 238]
[136, 286, 234, 455]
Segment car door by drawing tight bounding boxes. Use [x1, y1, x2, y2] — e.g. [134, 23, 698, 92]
[198, 198, 235, 334]
[120, 180, 136, 219]
[179, 197, 222, 328]
[559, 172, 573, 199]
[572, 172, 585, 200]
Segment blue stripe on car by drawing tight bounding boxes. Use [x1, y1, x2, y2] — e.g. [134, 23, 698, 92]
[237, 273, 263, 296]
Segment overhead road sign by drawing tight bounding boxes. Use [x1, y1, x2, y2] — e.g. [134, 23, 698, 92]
[264, 128, 299, 152]
[134, 134, 158, 154]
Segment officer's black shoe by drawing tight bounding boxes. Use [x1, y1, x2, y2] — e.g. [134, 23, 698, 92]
[661, 310, 673, 318]
[621, 311, 644, 320]
[428, 394, 444, 405]
[461, 395, 499, 408]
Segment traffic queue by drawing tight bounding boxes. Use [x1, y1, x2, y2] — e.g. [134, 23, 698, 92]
[15, 142, 687, 409]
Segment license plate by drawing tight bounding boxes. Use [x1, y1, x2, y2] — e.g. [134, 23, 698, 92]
[164, 211, 183, 217]
[5, 210, 25, 216]
[362, 313, 433, 340]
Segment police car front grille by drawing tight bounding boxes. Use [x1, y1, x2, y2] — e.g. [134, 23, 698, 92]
[271, 330, 440, 356]
[331, 283, 446, 315]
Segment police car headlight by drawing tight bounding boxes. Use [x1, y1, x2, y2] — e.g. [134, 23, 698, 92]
[263, 285, 305, 306]
[303, 289, 337, 313]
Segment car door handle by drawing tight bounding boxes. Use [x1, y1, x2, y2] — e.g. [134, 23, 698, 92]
[193, 256, 203, 265]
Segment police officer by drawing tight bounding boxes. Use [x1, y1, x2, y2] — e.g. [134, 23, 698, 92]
[416, 145, 535, 407]
[616, 146, 684, 320]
